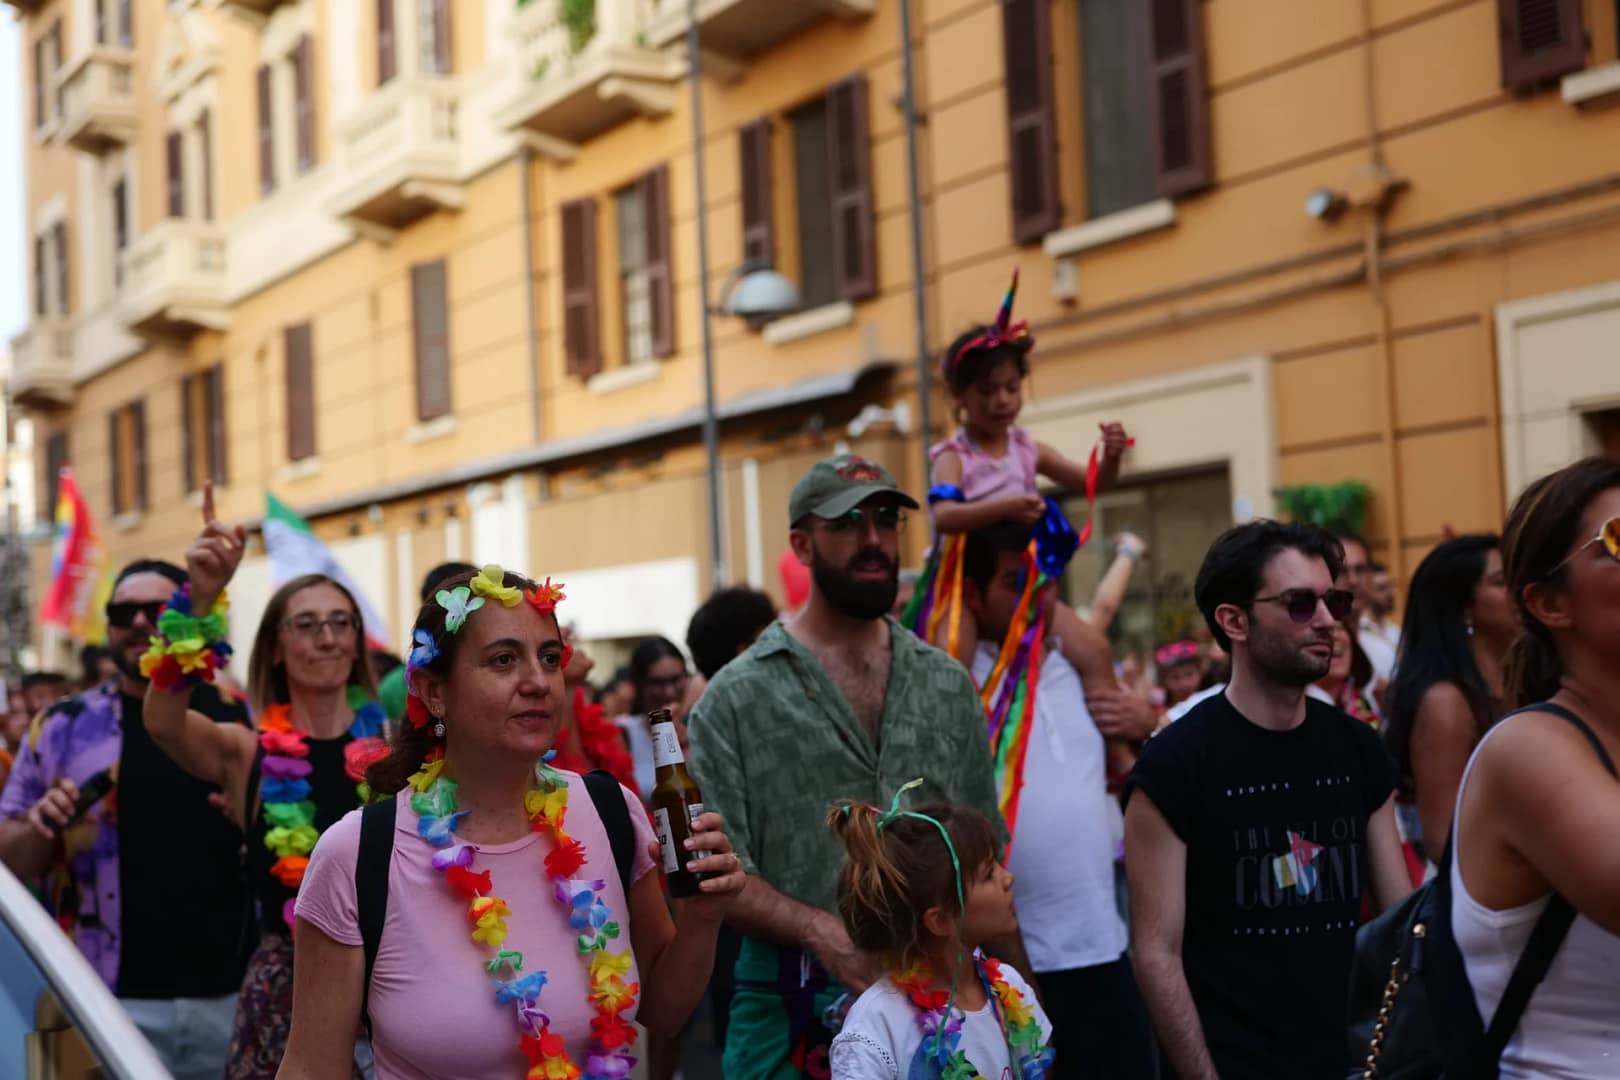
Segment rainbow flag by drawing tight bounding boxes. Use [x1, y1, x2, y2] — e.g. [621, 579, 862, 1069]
[39, 468, 112, 644]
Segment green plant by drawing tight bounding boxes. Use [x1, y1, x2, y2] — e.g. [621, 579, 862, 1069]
[560, 0, 597, 54]
[1273, 481, 1371, 536]
[531, 56, 551, 81]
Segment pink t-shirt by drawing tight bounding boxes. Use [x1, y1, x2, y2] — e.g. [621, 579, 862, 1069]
[297, 771, 657, 1080]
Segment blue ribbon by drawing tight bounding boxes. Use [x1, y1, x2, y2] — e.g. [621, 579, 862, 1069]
[1031, 497, 1079, 577]
[928, 483, 966, 505]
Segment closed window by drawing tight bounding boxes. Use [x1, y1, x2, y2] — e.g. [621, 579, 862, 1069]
[257, 63, 275, 195]
[111, 178, 129, 288]
[43, 432, 68, 522]
[791, 76, 876, 309]
[284, 323, 316, 462]
[616, 186, 653, 367]
[181, 365, 227, 494]
[292, 37, 316, 175]
[108, 399, 147, 517]
[420, 0, 452, 75]
[51, 221, 68, 316]
[95, 0, 133, 48]
[166, 130, 186, 218]
[1497, 0, 1587, 89]
[411, 260, 451, 421]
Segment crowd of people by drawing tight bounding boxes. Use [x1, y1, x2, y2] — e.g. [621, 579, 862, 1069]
[0, 280, 1614, 1080]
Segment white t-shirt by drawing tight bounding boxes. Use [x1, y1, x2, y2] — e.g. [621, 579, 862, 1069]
[972, 645, 1127, 973]
[830, 966, 1052, 1080]
[1359, 615, 1399, 684]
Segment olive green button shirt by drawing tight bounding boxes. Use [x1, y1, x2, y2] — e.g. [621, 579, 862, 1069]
[687, 617, 1007, 916]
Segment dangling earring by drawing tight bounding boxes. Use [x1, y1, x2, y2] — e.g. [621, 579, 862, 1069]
[433, 716, 446, 738]
[1465, 620, 1475, 638]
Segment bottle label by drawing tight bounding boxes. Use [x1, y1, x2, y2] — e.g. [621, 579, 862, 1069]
[686, 801, 711, 864]
[650, 721, 685, 768]
[654, 807, 680, 873]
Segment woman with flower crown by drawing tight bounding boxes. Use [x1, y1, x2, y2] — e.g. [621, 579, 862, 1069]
[274, 559, 747, 1080]
[140, 486, 389, 1079]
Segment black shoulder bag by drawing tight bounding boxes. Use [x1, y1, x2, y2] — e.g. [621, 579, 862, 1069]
[354, 770, 637, 1036]
[1346, 703, 1617, 1079]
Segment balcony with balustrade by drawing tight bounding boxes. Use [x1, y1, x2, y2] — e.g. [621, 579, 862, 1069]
[493, 0, 683, 155]
[8, 320, 76, 411]
[119, 221, 229, 338]
[57, 48, 136, 154]
[328, 75, 466, 235]
[640, 0, 874, 62]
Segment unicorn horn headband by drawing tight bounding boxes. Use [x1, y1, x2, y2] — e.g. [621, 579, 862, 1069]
[941, 268, 1035, 379]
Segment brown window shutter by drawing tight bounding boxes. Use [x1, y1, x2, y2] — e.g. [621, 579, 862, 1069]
[643, 166, 675, 358]
[180, 374, 196, 495]
[33, 235, 46, 319]
[1002, 0, 1061, 244]
[1148, 0, 1212, 198]
[561, 198, 602, 377]
[432, 0, 453, 74]
[377, 0, 397, 85]
[294, 37, 316, 174]
[166, 130, 185, 218]
[33, 38, 44, 129]
[739, 119, 775, 266]
[118, 0, 132, 47]
[132, 398, 147, 512]
[52, 221, 69, 316]
[285, 323, 316, 462]
[95, 0, 108, 46]
[1498, 0, 1586, 89]
[49, 22, 63, 119]
[256, 63, 275, 195]
[827, 74, 876, 302]
[43, 433, 68, 521]
[108, 410, 124, 516]
[198, 109, 214, 221]
[411, 260, 452, 421]
[207, 364, 228, 484]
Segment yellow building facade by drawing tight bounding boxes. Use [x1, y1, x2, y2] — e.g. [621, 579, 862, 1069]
[8, 0, 1620, 663]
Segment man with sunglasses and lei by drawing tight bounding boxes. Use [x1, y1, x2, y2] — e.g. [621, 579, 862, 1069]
[138, 486, 393, 1079]
[279, 561, 748, 1079]
[0, 556, 252, 1080]
[1123, 521, 1413, 1080]
[688, 455, 1022, 1080]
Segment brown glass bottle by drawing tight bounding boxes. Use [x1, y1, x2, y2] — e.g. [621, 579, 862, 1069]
[648, 708, 712, 898]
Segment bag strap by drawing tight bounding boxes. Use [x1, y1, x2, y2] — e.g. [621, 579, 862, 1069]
[582, 770, 636, 898]
[355, 798, 396, 1037]
[1474, 702, 1618, 1072]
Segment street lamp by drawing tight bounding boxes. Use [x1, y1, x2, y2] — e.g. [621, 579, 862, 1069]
[687, 8, 801, 590]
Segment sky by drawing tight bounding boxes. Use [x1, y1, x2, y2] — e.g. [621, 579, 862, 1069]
[0, 15, 23, 345]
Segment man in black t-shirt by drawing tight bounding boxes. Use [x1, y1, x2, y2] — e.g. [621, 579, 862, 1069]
[1124, 521, 1412, 1080]
[0, 559, 250, 1080]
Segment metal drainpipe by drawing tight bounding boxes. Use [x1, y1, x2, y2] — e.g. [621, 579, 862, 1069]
[1361, 0, 1406, 582]
[898, 0, 934, 498]
[519, 143, 543, 450]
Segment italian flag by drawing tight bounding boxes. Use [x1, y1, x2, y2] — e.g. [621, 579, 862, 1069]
[263, 493, 392, 649]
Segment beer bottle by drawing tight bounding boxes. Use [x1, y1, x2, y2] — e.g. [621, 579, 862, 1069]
[649, 708, 711, 898]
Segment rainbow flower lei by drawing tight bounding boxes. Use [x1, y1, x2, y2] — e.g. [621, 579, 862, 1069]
[891, 953, 1054, 1080]
[139, 584, 233, 691]
[258, 689, 388, 929]
[410, 751, 639, 1079]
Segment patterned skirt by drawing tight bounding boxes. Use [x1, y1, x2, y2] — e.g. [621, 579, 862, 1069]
[225, 934, 368, 1080]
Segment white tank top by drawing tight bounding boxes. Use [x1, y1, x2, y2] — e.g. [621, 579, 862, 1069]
[1449, 719, 1620, 1078]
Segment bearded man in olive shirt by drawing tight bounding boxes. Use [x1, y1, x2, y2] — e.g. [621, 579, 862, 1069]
[689, 454, 1020, 1080]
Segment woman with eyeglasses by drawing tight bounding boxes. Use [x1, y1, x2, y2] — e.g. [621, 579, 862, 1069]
[142, 490, 383, 1080]
[1382, 534, 1512, 870]
[618, 636, 695, 805]
[1442, 459, 1620, 1077]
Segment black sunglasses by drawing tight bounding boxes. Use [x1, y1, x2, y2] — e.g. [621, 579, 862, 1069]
[106, 600, 167, 629]
[1252, 588, 1355, 624]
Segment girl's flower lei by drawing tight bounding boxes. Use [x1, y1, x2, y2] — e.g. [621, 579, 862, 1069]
[258, 688, 388, 930]
[409, 751, 639, 1080]
[891, 953, 1054, 1080]
[139, 585, 233, 692]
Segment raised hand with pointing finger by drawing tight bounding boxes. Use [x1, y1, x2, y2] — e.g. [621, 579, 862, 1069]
[187, 482, 247, 614]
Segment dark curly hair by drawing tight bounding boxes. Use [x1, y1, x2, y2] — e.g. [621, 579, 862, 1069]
[941, 325, 1032, 396]
[1194, 520, 1346, 651]
[365, 568, 558, 796]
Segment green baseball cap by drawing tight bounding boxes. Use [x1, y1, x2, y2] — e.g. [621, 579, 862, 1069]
[789, 454, 919, 525]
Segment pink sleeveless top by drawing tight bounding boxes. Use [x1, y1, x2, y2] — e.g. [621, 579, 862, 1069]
[930, 427, 1040, 503]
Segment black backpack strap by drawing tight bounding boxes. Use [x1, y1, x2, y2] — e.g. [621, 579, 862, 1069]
[1474, 702, 1618, 1072]
[582, 770, 636, 898]
[355, 798, 396, 1037]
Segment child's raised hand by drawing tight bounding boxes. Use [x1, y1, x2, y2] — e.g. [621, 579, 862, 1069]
[1099, 422, 1132, 461]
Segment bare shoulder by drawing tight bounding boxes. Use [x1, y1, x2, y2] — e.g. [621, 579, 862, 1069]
[1413, 682, 1481, 742]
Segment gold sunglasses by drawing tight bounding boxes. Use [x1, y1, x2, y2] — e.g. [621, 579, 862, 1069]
[1545, 516, 1620, 579]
